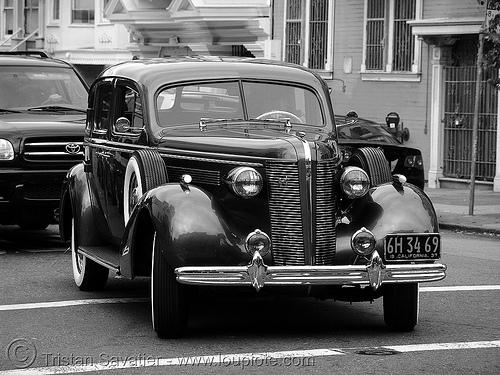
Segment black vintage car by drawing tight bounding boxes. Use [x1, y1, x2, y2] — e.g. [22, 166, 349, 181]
[59, 57, 446, 338]
[0, 52, 88, 230]
[336, 111, 425, 189]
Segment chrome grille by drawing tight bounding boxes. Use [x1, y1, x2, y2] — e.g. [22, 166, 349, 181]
[315, 160, 337, 265]
[22, 137, 83, 164]
[267, 159, 337, 266]
[267, 161, 305, 265]
[167, 166, 220, 186]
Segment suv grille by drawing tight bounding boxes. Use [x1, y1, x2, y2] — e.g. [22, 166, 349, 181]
[22, 137, 83, 164]
[267, 160, 337, 266]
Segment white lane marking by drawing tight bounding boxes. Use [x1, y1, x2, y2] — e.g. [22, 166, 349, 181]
[1, 285, 499, 312]
[0, 341, 499, 374]
[0, 298, 148, 311]
[419, 285, 500, 292]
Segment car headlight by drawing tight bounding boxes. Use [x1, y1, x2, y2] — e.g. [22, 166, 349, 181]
[404, 155, 423, 170]
[0, 139, 14, 160]
[225, 167, 263, 198]
[340, 166, 370, 199]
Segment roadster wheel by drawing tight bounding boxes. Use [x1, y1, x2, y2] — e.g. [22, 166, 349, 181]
[151, 232, 188, 338]
[71, 217, 108, 291]
[123, 150, 167, 225]
[348, 147, 392, 187]
[383, 283, 419, 331]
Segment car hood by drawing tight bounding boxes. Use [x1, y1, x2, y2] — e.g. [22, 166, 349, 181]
[156, 122, 339, 161]
[0, 112, 86, 139]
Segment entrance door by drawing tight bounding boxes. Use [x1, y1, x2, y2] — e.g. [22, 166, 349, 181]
[442, 37, 498, 182]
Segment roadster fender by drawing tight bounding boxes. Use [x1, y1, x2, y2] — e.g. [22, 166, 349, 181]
[119, 183, 248, 278]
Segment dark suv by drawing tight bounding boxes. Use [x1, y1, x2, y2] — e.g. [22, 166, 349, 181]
[0, 52, 88, 230]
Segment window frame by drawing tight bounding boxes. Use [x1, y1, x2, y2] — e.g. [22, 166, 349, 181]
[71, 0, 95, 25]
[361, 0, 422, 82]
[283, 0, 334, 73]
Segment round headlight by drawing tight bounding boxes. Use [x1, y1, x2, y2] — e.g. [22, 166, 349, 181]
[0, 139, 14, 160]
[225, 167, 263, 199]
[340, 166, 370, 199]
[350, 227, 376, 256]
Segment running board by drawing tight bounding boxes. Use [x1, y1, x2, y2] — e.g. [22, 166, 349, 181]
[78, 245, 120, 272]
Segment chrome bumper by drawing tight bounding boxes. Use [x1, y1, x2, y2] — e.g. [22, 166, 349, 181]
[175, 250, 447, 292]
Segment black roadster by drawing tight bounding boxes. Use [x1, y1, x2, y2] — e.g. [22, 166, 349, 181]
[59, 57, 446, 338]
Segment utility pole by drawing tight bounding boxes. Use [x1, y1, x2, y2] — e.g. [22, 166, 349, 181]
[469, 29, 484, 216]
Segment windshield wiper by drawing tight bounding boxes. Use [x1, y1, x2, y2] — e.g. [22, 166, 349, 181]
[27, 106, 86, 113]
[0, 108, 21, 113]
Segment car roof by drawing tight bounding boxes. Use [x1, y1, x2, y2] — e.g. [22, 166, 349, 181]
[98, 57, 328, 93]
[0, 54, 75, 69]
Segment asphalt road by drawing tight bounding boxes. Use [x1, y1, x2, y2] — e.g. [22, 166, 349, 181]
[0, 225, 499, 374]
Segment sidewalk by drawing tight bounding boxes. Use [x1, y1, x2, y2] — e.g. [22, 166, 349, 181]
[425, 187, 500, 234]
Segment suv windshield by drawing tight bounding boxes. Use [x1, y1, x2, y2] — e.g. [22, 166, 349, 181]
[0, 66, 88, 110]
[156, 80, 324, 127]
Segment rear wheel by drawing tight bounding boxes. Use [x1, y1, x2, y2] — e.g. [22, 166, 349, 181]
[383, 283, 419, 331]
[71, 217, 109, 291]
[124, 150, 167, 225]
[348, 147, 392, 186]
[151, 232, 188, 338]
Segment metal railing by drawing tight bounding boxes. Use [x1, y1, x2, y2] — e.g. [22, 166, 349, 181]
[8, 28, 40, 52]
[0, 28, 22, 47]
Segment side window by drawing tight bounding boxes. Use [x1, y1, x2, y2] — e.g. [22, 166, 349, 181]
[115, 82, 144, 131]
[94, 81, 113, 132]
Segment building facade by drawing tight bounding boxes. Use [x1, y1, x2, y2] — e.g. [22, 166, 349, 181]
[1, 0, 498, 190]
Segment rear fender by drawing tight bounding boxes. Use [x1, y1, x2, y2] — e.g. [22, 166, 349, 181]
[59, 163, 106, 246]
[336, 183, 438, 264]
[119, 183, 247, 278]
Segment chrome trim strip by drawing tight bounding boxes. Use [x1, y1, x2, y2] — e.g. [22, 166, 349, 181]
[88, 143, 265, 167]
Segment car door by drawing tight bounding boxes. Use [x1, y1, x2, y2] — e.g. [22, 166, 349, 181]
[106, 78, 147, 243]
[86, 78, 116, 242]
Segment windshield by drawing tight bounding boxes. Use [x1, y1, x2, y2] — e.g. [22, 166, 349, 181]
[156, 80, 324, 127]
[0, 66, 88, 110]
[336, 118, 400, 144]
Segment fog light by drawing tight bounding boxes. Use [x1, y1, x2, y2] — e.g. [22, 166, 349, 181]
[245, 229, 271, 257]
[351, 227, 376, 256]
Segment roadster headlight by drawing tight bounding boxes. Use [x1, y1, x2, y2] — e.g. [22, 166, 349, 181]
[340, 166, 370, 199]
[0, 139, 14, 160]
[225, 167, 263, 199]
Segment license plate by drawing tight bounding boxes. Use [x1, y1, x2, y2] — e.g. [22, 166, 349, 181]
[384, 233, 441, 261]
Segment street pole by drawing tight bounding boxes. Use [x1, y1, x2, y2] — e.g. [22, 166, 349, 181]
[469, 29, 485, 216]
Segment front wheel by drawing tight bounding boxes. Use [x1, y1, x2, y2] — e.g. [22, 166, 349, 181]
[383, 283, 419, 331]
[151, 232, 188, 338]
[71, 217, 109, 291]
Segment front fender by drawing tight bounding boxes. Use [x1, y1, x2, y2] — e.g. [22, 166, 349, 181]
[336, 183, 439, 264]
[120, 183, 249, 278]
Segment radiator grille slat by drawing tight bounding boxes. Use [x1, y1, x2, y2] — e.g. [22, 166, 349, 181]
[267, 159, 337, 266]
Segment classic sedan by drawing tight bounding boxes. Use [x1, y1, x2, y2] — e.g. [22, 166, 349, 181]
[59, 57, 446, 338]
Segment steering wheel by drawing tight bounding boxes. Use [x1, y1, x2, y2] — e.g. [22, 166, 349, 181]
[256, 110, 303, 123]
[42, 96, 70, 105]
